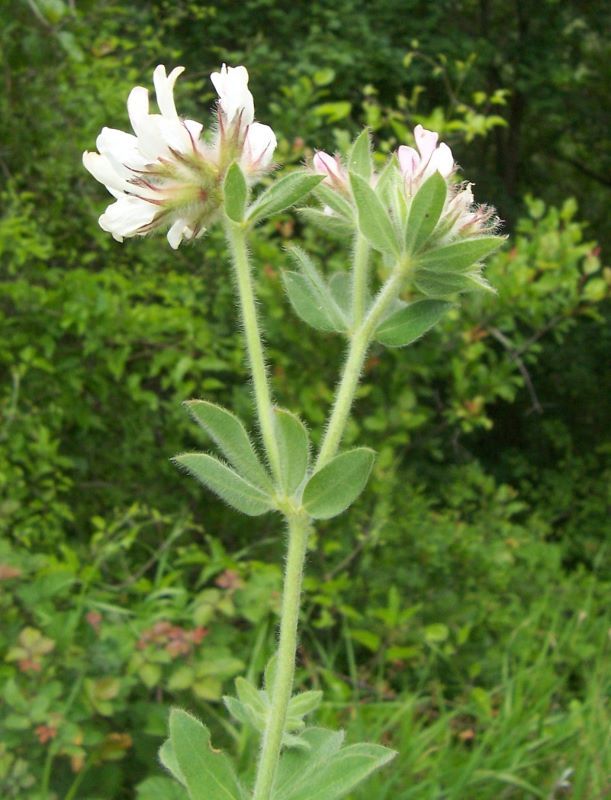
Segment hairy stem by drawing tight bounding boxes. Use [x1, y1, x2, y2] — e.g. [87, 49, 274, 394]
[225, 218, 282, 483]
[253, 512, 310, 800]
[351, 233, 370, 327]
[316, 267, 406, 469]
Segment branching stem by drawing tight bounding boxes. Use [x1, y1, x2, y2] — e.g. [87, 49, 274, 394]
[316, 264, 407, 469]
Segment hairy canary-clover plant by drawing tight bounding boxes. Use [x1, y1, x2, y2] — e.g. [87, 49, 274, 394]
[84, 61, 502, 800]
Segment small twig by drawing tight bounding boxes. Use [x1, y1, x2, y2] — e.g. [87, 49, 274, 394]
[324, 525, 375, 582]
[487, 326, 543, 414]
[513, 313, 566, 357]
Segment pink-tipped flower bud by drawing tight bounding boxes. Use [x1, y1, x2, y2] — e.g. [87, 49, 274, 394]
[313, 150, 348, 190]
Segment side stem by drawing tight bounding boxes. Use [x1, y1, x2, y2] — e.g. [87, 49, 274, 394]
[225, 218, 282, 483]
[252, 512, 310, 800]
[316, 267, 406, 469]
[351, 233, 370, 327]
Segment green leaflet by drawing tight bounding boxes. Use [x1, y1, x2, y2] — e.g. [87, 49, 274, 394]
[223, 162, 248, 222]
[223, 676, 269, 732]
[282, 247, 347, 333]
[173, 453, 274, 516]
[274, 728, 345, 798]
[273, 728, 396, 800]
[282, 271, 339, 332]
[159, 739, 185, 786]
[418, 236, 505, 272]
[375, 299, 452, 347]
[273, 408, 310, 494]
[247, 172, 324, 224]
[328, 271, 353, 320]
[136, 776, 188, 800]
[235, 676, 268, 716]
[350, 172, 401, 256]
[314, 183, 355, 220]
[415, 269, 491, 296]
[347, 129, 372, 181]
[374, 156, 401, 207]
[303, 448, 375, 519]
[184, 400, 272, 491]
[287, 690, 323, 718]
[405, 171, 447, 253]
[298, 207, 353, 239]
[169, 709, 244, 800]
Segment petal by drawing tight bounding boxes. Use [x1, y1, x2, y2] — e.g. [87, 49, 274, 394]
[184, 118, 204, 140]
[397, 145, 419, 178]
[128, 87, 168, 158]
[242, 122, 277, 170]
[211, 63, 254, 125]
[127, 86, 150, 136]
[98, 195, 157, 240]
[157, 116, 193, 154]
[153, 64, 185, 119]
[313, 150, 336, 176]
[96, 127, 140, 160]
[414, 125, 438, 162]
[82, 151, 130, 196]
[166, 217, 189, 249]
[427, 142, 454, 178]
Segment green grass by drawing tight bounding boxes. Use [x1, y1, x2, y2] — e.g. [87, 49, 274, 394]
[312, 589, 610, 799]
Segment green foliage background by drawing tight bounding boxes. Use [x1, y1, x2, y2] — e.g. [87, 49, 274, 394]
[0, 1, 609, 798]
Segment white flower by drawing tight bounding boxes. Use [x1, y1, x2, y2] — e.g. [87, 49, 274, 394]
[83, 65, 212, 249]
[397, 124, 454, 193]
[241, 122, 277, 173]
[441, 183, 496, 242]
[210, 64, 277, 174]
[210, 64, 254, 126]
[84, 63, 277, 247]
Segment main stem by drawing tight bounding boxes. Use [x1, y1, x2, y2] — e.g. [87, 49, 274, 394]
[316, 268, 405, 469]
[225, 219, 282, 483]
[253, 513, 310, 800]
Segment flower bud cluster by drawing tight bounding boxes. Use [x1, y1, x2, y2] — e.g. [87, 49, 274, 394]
[313, 124, 497, 248]
[83, 64, 276, 248]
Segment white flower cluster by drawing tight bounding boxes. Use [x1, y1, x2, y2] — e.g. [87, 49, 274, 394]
[83, 64, 276, 249]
